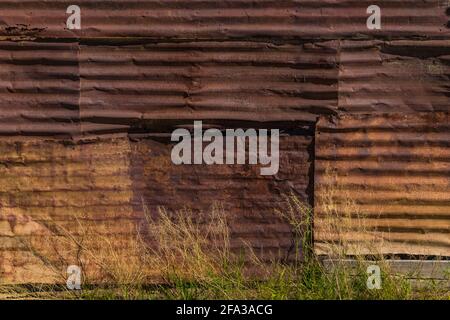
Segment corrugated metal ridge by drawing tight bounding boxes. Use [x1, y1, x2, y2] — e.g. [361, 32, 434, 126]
[0, 0, 448, 40]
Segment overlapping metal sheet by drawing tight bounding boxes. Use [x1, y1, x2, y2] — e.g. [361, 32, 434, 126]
[79, 41, 338, 133]
[338, 40, 450, 113]
[314, 113, 450, 257]
[0, 1, 448, 39]
[0, 41, 79, 136]
[0, 0, 448, 284]
[0, 40, 338, 135]
[3, 38, 450, 136]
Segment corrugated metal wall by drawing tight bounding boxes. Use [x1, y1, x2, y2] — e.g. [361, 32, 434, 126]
[0, 1, 448, 283]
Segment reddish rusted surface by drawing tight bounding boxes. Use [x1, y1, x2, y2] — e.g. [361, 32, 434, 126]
[131, 127, 314, 260]
[0, 0, 448, 39]
[338, 40, 450, 113]
[79, 41, 338, 131]
[0, 40, 339, 135]
[2, 39, 450, 136]
[0, 41, 79, 137]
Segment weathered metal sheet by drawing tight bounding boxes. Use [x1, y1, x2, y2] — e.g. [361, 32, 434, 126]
[1, 38, 449, 137]
[79, 41, 338, 132]
[0, 41, 79, 137]
[0, 1, 448, 39]
[131, 126, 314, 262]
[338, 40, 450, 113]
[0, 127, 313, 283]
[0, 138, 137, 283]
[0, 40, 338, 135]
[314, 113, 450, 257]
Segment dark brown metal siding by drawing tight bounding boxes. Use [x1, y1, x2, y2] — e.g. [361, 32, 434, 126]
[0, 41, 79, 136]
[315, 113, 450, 257]
[79, 41, 338, 133]
[0, 40, 340, 135]
[338, 40, 450, 113]
[131, 129, 314, 262]
[0, 1, 448, 39]
[3, 39, 450, 136]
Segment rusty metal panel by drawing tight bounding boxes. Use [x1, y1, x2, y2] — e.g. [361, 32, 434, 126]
[0, 138, 137, 284]
[338, 40, 450, 113]
[0, 126, 314, 283]
[130, 127, 314, 262]
[314, 113, 450, 257]
[0, 41, 80, 137]
[0, 1, 448, 39]
[1, 39, 449, 137]
[79, 41, 338, 133]
[0, 40, 338, 135]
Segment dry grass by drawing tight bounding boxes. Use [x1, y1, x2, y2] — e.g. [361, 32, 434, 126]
[142, 204, 232, 285]
[3, 170, 448, 300]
